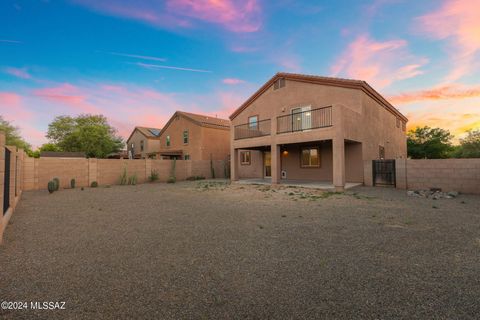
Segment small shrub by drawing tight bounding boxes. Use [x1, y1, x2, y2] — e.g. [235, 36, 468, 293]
[70, 178, 76, 189]
[120, 167, 128, 185]
[128, 174, 137, 185]
[148, 169, 159, 182]
[48, 180, 55, 194]
[90, 181, 98, 188]
[81, 187, 84, 191]
[167, 177, 176, 184]
[52, 177, 60, 191]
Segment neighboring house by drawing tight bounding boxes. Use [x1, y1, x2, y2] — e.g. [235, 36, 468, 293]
[157, 111, 230, 160]
[229, 72, 408, 191]
[126, 127, 162, 159]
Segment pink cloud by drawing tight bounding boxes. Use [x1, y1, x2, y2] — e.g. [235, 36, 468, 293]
[166, 0, 261, 33]
[222, 78, 245, 85]
[73, 0, 261, 33]
[0, 92, 33, 121]
[33, 83, 100, 113]
[417, 0, 480, 82]
[331, 34, 428, 89]
[4, 67, 31, 79]
[389, 84, 480, 105]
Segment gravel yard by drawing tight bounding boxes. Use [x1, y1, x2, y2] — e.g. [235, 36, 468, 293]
[1, 181, 479, 319]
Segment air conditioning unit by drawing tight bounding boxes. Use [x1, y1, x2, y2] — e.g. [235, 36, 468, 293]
[281, 170, 287, 179]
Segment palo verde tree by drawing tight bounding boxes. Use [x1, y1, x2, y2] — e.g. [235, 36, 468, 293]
[46, 114, 124, 158]
[407, 126, 454, 159]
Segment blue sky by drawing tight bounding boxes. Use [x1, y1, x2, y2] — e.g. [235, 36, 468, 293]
[1, 0, 479, 147]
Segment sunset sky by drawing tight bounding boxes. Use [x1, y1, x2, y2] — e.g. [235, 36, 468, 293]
[1, 0, 479, 147]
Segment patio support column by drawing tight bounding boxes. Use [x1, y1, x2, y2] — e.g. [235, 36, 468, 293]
[231, 148, 239, 181]
[333, 138, 345, 191]
[271, 144, 281, 184]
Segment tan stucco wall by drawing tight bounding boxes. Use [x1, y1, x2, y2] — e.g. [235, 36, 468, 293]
[159, 115, 230, 160]
[396, 159, 480, 194]
[127, 130, 160, 159]
[280, 142, 333, 181]
[237, 150, 263, 179]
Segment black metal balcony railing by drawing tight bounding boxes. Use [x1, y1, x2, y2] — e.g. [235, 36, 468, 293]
[234, 119, 271, 140]
[277, 106, 332, 134]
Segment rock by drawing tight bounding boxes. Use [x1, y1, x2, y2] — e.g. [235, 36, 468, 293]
[448, 191, 459, 197]
[407, 191, 416, 196]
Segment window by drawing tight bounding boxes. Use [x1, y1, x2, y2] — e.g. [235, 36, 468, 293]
[184, 155, 190, 160]
[248, 116, 258, 129]
[301, 148, 320, 167]
[240, 151, 251, 165]
[379, 146, 385, 159]
[166, 135, 171, 147]
[183, 130, 189, 144]
[140, 140, 144, 152]
[273, 78, 285, 90]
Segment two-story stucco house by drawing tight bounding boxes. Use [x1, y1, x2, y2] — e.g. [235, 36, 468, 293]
[126, 127, 162, 159]
[230, 73, 408, 191]
[157, 111, 230, 160]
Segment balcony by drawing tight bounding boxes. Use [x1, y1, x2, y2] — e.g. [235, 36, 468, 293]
[234, 119, 271, 140]
[277, 106, 332, 134]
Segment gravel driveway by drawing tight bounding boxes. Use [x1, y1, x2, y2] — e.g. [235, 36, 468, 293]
[1, 181, 479, 319]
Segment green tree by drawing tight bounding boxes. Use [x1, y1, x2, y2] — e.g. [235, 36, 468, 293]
[407, 126, 453, 159]
[455, 130, 480, 158]
[30, 143, 62, 158]
[0, 115, 32, 152]
[46, 114, 124, 158]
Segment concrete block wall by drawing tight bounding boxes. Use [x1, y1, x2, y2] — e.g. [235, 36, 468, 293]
[396, 159, 480, 194]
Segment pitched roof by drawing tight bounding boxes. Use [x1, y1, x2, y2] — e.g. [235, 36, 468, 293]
[159, 111, 230, 137]
[229, 72, 408, 122]
[177, 111, 230, 128]
[126, 126, 162, 143]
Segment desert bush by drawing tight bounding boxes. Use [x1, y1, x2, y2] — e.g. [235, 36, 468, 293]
[128, 174, 137, 185]
[48, 181, 55, 194]
[52, 177, 60, 191]
[186, 176, 205, 181]
[148, 169, 159, 182]
[90, 181, 98, 188]
[120, 167, 128, 185]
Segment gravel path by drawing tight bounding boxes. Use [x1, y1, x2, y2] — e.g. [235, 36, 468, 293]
[1, 181, 479, 319]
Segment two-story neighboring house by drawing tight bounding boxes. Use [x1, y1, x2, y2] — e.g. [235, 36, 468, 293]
[230, 73, 408, 191]
[126, 127, 162, 159]
[157, 111, 230, 160]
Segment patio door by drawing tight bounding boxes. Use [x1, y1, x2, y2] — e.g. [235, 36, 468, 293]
[292, 106, 312, 131]
[264, 151, 271, 177]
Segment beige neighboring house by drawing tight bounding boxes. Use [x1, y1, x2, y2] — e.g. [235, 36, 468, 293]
[126, 127, 162, 159]
[230, 72, 408, 191]
[157, 111, 230, 160]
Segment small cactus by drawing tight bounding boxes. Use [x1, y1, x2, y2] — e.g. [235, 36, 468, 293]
[90, 181, 98, 188]
[70, 178, 76, 188]
[48, 180, 55, 194]
[53, 177, 60, 191]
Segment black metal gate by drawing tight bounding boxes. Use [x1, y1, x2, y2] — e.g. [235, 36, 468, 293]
[372, 159, 396, 187]
[3, 147, 11, 215]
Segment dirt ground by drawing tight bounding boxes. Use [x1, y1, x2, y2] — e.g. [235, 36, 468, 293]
[1, 181, 479, 319]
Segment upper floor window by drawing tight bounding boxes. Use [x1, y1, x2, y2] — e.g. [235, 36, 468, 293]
[130, 143, 134, 150]
[300, 147, 320, 168]
[166, 135, 171, 147]
[273, 78, 285, 90]
[183, 130, 189, 144]
[140, 140, 144, 152]
[248, 116, 258, 129]
[184, 154, 190, 160]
